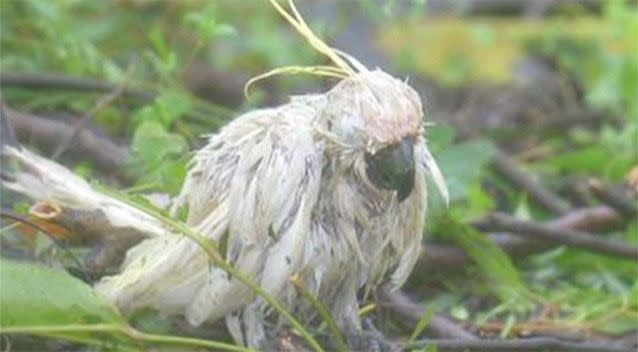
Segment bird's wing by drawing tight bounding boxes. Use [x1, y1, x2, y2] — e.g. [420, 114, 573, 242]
[97, 106, 323, 325]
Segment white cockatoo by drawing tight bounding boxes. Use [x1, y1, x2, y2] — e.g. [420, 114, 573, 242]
[94, 0, 449, 348]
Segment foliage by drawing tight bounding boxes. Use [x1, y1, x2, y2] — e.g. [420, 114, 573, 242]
[1, 0, 637, 350]
[379, 10, 636, 86]
[390, 0, 637, 340]
[0, 259, 124, 332]
[0, 259, 248, 351]
[0, 0, 321, 195]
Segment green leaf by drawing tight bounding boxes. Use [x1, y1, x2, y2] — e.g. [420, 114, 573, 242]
[427, 123, 456, 153]
[408, 307, 435, 344]
[129, 121, 189, 194]
[597, 314, 638, 335]
[0, 258, 125, 344]
[0, 260, 254, 351]
[149, 25, 176, 73]
[546, 144, 634, 181]
[436, 139, 496, 202]
[132, 91, 193, 127]
[442, 214, 530, 304]
[130, 121, 187, 166]
[450, 305, 469, 321]
[461, 182, 495, 221]
[183, 6, 236, 43]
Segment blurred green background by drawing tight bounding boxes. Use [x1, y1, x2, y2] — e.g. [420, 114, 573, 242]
[1, 0, 636, 351]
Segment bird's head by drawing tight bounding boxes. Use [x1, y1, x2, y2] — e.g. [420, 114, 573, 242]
[321, 69, 446, 203]
[251, 0, 448, 203]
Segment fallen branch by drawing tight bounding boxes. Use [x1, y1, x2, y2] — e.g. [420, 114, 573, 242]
[491, 150, 571, 215]
[0, 101, 16, 147]
[484, 213, 638, 260]
[377, 290, 477, 340]
[0, 209, 89, 281]
[52, 62, 136, 159]
[0, 72, 153, 102]
[456, 124, 571, 216]
[27, 201, 148, 271]
[426, 0, 603, 17]
[407, 336, 632, 352]
[1, 71, 234, 124]
[588, 179, 637, 218]
[419, 205, 622, 271]
[5, 107, 129, 175]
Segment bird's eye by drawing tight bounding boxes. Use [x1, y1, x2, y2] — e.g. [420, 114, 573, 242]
[365, 137, 415, 201]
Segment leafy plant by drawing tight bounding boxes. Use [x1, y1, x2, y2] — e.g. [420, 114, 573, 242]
[0, 259, 248, 351]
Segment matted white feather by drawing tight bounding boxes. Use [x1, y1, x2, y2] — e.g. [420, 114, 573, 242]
[0, 1, 450, 348]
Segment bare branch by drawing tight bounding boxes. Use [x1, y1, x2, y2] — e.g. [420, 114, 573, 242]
[5, 107, 129, 177]
[0, 72, 154, 102]
[0, 209, 89, 281]
[588, 178, 637, 218]
[491, 150, 571, 215]
[484, 212, 638, 259]
[52, 62, 137, 159]
[419, 205, 623, 271]
[408, 336, 632, 352]
[377, 290, 478, 340]
[0, 101, 17, 147]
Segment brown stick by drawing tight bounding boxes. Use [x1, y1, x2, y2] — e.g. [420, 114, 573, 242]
[484, 212, 638, 259]
[491, 150, 571, 215]
[588, 179, 637, 218]
[0, 72, 154, 102]
[407, 337, 632, 352]
[0, 209, 89, 280]
[378, 290, 478, 340]
[5, 107, 129, 175]
[51, 62, 136, 159]
[419, 205, 623, 271]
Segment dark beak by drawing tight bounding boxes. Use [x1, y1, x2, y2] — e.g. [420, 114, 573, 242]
[365, 137, 415, 202]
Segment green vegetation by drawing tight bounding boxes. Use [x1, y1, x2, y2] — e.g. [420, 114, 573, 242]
[1, 0, 636, 351]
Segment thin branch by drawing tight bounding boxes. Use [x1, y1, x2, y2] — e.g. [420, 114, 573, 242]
[407, 337, 632, 352]
[52, 62, 137, 159]
[1, 71, 234, 124]
[0, 209, 89, 281]
[5, 107, 129, 176]
[484, 213, 638, 260]
[377, 290, 478, 340]
[588, 178, 637, 218]
[491, 150, 571, 215]
[453, 105, 573, 216]
[26, 201, 147, 271]
[0, 72, 154, 102]
[0, 101, 17, 146]
[419, 205, 623, 271]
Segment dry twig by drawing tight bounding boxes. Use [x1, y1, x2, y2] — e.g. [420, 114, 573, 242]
[0, 72, 153, 102]
[588, 178, 637, 218]
[419, 205, 622, 271]
[0, 209, 89, 281]
[484, 212, 638, 259]
[378, 290, 477, 340]
[408, 336, 632, 352]
[4, 107, 129, 176]
[51, 62, 137, 159]
[491, 150, 571, 215]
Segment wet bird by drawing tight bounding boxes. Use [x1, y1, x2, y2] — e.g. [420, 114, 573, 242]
[95, 0, 448, 348]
